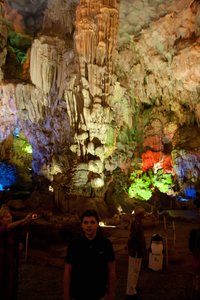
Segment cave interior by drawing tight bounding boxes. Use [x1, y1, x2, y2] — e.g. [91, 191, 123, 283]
[1, 0, 200, 219]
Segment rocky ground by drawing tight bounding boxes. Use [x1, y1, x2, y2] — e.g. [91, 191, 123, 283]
[17, 210, 199, 300]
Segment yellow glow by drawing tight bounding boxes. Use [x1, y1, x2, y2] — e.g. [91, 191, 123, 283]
[24, 145, 32, 153]
[49, 186, 54, 192]
[99, 221, 116, 228]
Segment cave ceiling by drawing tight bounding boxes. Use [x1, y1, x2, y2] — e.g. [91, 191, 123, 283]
[0, 0, 200, 204]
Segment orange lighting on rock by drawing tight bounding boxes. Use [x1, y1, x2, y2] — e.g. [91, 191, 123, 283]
[142, 150, 161, 172]
[142, 150, 173, 173]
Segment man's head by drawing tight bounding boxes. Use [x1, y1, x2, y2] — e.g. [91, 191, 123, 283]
[134, 206, 145, 219]
[81, 209, 100, 240]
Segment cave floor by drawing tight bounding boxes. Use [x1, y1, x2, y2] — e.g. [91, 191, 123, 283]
[18, 213, 199, 300]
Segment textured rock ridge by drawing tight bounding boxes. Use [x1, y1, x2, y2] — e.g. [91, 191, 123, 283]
[64, 0, 120, 194]
[1, 1, 200, 213]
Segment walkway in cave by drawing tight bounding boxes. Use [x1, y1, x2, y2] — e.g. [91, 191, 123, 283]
[18, 211, 199, 300]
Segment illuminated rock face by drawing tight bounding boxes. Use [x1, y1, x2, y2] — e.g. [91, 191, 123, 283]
[30, 36, 74, 97]
[75, 0, 119, 101]
[1, 0, 200, 210]
[65, 0, 120, 193]
[0, 0, 120, 204]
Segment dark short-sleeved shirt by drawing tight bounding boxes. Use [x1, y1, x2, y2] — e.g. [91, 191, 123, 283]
[65, 233, 115, 300]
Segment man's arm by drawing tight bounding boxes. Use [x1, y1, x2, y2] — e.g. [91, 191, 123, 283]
[106, 261, 116, 300]
[63, 263, 72, 300]
[7, 214, 32, 231]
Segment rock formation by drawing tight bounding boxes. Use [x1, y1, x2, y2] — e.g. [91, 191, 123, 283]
[0, 0, 200, 214]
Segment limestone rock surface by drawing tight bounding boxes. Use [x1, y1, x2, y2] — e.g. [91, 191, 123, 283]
[1, 0, 200, 212]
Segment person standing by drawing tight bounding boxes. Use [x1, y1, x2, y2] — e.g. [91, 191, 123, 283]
[126, 206, 146, 300]
[0, 204, 32, 300]
[189, 222, 200, 299]
[63, 209, 116, 300]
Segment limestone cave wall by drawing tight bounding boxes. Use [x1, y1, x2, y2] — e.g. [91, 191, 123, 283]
[1, 0, 200, 213]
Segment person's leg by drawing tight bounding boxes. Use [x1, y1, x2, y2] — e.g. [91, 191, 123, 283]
[126, 256, 142, 296]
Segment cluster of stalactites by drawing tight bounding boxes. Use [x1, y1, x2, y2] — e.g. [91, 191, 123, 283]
[75, 0, 119, 65]
[75, 0, 119, 106]
[80, 0, 119, 9]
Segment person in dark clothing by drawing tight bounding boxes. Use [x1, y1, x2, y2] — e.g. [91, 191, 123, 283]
[0, 204, 32, 300]
[189, 223, 200, 299]
[63, 209, 116, 300]
[126, 206, 146, 300]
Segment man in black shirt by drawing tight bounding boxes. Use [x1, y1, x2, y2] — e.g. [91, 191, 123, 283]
[64, 209, 116, 300]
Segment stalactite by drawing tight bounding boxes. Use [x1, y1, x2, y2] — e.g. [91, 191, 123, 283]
[30, 37, 74, 98]
[42, 0, 75, 35]
[75, 0, 119, 103]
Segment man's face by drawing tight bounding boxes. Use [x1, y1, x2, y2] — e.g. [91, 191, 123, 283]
[81, 216, 99, 239]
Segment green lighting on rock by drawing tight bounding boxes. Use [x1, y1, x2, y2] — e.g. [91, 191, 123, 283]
[8, 31, 32, 64]
[13, 133, 33, 154]
[24, 144, 32, 154]
[128, 169, 173, 201]
[152, 169, 173, 193]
